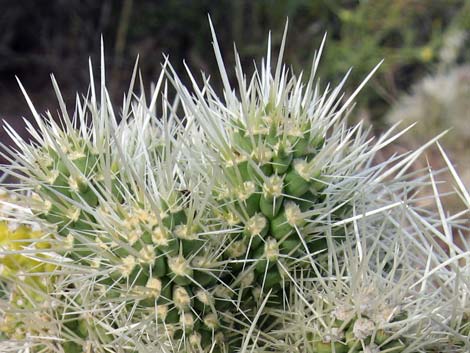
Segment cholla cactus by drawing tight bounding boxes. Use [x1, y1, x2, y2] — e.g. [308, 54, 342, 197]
[438, 29, 467, 69]
[385, 65, 470, 212]
[386, 65, 470, 147]
[1, 59, 235, 351]
[0, 23, 467, 353]
[169, 22, 443, 331]
[263, 202, 459, 353]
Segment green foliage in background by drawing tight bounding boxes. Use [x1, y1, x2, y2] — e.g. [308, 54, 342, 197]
[1, 0, 469, 128]
[124, 0, 470, 122]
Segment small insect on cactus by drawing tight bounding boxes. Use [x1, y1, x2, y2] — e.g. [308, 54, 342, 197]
[0, 21, 465, 353]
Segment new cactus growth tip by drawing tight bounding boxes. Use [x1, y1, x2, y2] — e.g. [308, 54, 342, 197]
[1, 22, 469, 353]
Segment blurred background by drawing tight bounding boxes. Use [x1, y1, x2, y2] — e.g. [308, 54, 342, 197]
[0, 0, 469, 208]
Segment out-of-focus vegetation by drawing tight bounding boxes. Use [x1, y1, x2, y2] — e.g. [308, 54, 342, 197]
[386, 64, 470, 211]
[0, 0, 469, 154]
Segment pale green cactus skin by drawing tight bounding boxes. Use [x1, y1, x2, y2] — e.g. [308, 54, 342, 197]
[195, 110, 343, 321]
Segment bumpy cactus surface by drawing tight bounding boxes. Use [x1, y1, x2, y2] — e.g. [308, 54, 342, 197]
[0, 24, 469, 353]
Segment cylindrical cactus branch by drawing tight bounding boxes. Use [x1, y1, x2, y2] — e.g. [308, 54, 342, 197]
[169, 23, 436, 339]
[0, 63, 266, 351]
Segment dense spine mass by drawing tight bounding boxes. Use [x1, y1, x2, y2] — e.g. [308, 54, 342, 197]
[0, 25, 469, 353]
